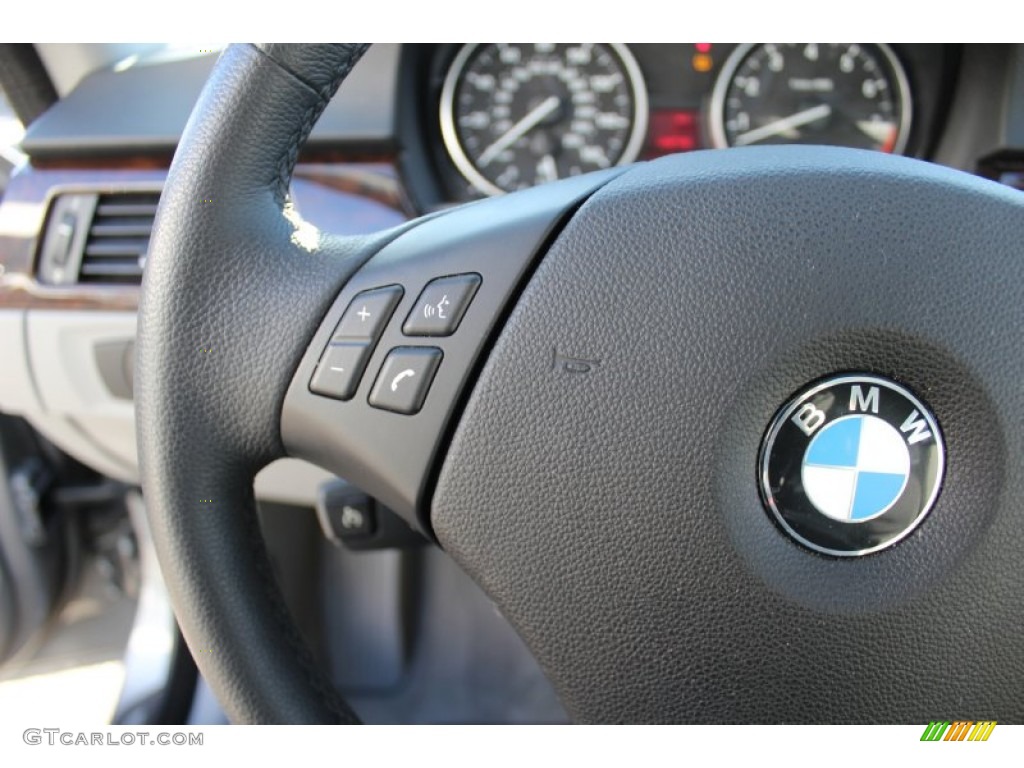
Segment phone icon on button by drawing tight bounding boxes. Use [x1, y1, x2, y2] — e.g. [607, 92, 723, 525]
[390, 369, 416, 392]
[369, 347, 443, 416]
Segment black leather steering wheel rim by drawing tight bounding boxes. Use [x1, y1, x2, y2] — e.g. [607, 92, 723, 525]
[137, 44, 389, 723]
[140, 43, 1024, 724]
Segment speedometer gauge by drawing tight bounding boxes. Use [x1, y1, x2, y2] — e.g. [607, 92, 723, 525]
[440, 43, 648, 196]
[710, 44, 912, 154]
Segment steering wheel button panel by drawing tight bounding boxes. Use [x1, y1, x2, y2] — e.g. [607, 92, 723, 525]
[334, 285, 403, 340]
[403, 273, 482, 337]
[369, 347, 443, 415]
[309, 343, 372, 401]
[283, 169, 624, 527]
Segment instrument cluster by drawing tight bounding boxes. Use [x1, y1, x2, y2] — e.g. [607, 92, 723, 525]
[417, 44, 956, 203]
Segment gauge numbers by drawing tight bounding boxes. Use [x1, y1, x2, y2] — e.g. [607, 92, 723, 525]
[710, 44, 912, 154]
[440, 43, 648, 196]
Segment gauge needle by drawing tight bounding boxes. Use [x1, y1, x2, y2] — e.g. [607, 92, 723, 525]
[855, 120, 897, 144]
[733, 103, 833, 147]
[478, 95, 561, 167]
[536, 154, 558, 183]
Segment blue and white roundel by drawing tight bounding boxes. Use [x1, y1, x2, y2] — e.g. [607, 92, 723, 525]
[801, 414, 910, 522]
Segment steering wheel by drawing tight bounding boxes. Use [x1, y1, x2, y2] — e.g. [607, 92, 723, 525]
[137, 44, 1024, 723]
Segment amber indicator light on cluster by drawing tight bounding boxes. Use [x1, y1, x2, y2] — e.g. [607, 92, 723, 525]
[693, 42, 714, 73]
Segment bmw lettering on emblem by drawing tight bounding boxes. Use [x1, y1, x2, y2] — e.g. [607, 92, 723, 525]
[759, 375, 945, 556]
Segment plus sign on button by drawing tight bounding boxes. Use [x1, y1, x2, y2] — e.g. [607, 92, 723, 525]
[334, 285, 403, 341]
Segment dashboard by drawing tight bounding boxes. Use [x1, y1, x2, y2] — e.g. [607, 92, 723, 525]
[0, 43, 1022, 509]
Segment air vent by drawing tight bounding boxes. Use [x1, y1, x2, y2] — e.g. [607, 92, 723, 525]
[37, 190, 161, 287]
[79, 192, 160, 284]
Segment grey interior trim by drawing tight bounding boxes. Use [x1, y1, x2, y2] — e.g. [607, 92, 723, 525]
[113, 491, 180, 724]
[25, 310, 137, 417]
[933, 44, 1015, 170]
[22, 45, 401, 156]
[10, 309, 334, 503]
[24, 310, 137, 479]
[1004, 46, 1024, 148]
[35, 44, 164, 98]
[253, 459, 338, 506]
[23, 412, 136, 482]
[0, 310, 38, 414]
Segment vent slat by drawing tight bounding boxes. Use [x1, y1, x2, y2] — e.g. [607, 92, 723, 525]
[94, 202, 160, 217]
[77, 192, 159, 285]
[79, 261, 144, 277]
[88, 222, 153, 238]
[84, 240, 150, 257]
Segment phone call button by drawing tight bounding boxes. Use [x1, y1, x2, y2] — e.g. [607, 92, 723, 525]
[368, 347, 443, 415]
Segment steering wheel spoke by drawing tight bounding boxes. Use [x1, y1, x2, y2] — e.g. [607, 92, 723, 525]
[282, 170, 621, 533]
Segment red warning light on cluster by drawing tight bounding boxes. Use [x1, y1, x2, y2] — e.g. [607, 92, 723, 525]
[647, 110, 701, 156]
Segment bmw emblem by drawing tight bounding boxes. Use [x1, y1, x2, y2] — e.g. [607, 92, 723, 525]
[759, 375, 945, 556]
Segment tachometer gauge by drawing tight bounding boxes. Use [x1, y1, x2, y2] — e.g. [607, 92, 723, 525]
[710, 44, 911, 154]
[440, 43, 648, 196]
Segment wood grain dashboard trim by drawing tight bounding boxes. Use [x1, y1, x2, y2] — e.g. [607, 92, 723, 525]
[0, 160, 410, 311]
